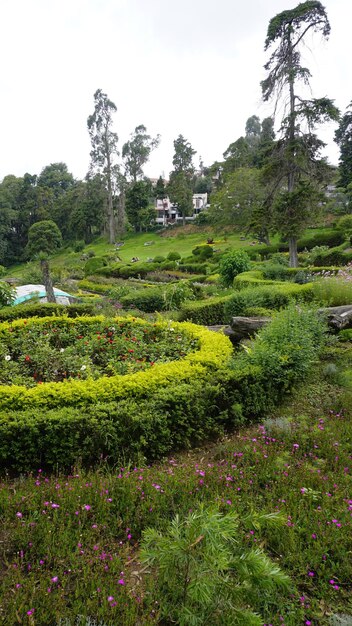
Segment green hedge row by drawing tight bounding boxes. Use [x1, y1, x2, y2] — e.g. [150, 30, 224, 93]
[179, 283, 314, 325]
[244, 230, 346, 259]
[0, 302, 96, 322]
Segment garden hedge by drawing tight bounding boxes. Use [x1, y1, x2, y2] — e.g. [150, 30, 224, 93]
[0, 306, 327, 472]
[0, 316, 233, 411]
[0, 302, 96, 322]
[179, 283, 314, 325]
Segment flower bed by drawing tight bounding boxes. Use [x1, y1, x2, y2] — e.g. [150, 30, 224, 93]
[0, 316, 198, 386]
[0, 315, 233, 410]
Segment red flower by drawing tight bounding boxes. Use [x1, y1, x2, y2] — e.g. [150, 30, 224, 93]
[25, 355, 31, 362]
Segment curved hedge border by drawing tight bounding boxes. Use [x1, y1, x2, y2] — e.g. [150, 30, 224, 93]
[0, 315, 233, 410]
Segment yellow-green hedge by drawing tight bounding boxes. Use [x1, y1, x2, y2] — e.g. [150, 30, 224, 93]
[0, 315, 233, 410]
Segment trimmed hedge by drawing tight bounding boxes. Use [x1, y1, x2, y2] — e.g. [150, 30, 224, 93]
[0, 302, 96, 322]
[179, 283, 314, 325]
[179, 296, 229, 324]
[0, 316, 233, 411]
[120, 288, 165, 312]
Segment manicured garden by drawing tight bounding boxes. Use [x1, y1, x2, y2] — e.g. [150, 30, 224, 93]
[1, 225, 352, 624]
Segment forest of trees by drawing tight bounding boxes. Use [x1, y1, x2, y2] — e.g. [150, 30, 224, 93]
[0, 2, 351, 268]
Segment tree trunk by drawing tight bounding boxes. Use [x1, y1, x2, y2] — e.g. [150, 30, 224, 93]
[116, 188, 126, 237]
[105, 140, 116, 244]
[289, 236, 298, 268]
[40, 259, 56, 303]
[287, 36, 298, 268]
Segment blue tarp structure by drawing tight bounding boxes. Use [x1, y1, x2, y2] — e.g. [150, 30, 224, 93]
[13, 284, 77, 306]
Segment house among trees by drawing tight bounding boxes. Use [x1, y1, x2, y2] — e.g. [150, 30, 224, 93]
[155, 193, 208, 226]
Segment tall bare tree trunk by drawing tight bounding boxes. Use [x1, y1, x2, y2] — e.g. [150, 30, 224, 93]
[40, 259, 56, 303]
[287, 36, 298, 268]
[116, 188, 126, 237]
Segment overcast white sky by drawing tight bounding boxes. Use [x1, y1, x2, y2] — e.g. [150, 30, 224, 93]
[1, 0, 350, 182]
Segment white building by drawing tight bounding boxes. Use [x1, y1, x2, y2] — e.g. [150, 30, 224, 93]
[155, 193, 208, 226]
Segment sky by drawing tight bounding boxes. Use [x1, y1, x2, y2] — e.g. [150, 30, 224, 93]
[1, 0, 351, 182]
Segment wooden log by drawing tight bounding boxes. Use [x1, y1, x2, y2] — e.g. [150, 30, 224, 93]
[229, 316, 271, 341]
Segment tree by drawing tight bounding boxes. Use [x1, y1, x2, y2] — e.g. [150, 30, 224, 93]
[335, 102, 352, 190]
[87, 89, 120, 243]
[154, 175, 166, 199]
[261, 1, 339, 266]
[26, 220, 62, 302]
[168, 135, 196, 225]
[122, 125, 160, 183]
[141, 505, 290, 626]
[37, 163, 75, 199]
[125, 180, 155, 231]
[209, 167, 270, 242]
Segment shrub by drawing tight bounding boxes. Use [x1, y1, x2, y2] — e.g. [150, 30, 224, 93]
[84, 257, 107, 276]
[0, 265, 6, 277]
[219, 250, 251, 286]
[297, 229, 345, 250]
[192, 244, 214, 260]
[167, 251, 181, 261]
[179, 296, 229, 324]
[72, 240, 85, 253]
[0, 302, 96, 322]
[337, 214, 352, 236]
[261, 264, 292, 281]
[120, 288, 165, 312]
[153, 255, 166, 263]
[159, 260, 177, 271]
[238, 305, 327, 394]
[312, 277, 352, 306]
[270, 253, 289, 266]
[178, 262, 209, 274]
[224, 284, 314, 319]
[0, 282, 15, 307]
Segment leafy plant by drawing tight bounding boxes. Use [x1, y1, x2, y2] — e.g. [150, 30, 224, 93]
[141, 505, 290, 626]
[219, 250, 251, 286]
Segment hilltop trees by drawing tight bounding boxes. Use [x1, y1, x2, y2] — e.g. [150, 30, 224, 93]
[122, 125, 160, 183]
[261, 1, 339, 266]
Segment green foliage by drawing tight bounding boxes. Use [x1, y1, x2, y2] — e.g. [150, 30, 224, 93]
[152, 255, 166, 263]
[167, 251, 181, 261]
[219, 250, 251, 286]
[179, 296, 229, 324]
[178, 262, 209, 274]
[0, 302, 96, 322]
[0, 282, 15, 308]
[312, 277, 352, 306]
[240, 305, 327, 393]
[337, 214, 352, 235]
[192, 244, 214, 260]
[26, 220, 63, 258]
[84, 256, 107, 276]
[72, 240, 85, 252]
[120, 288, 165, 312]
[141, 506, 290, 626]
[224, 283, 314, 318]
[334, 101, 352, 189]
